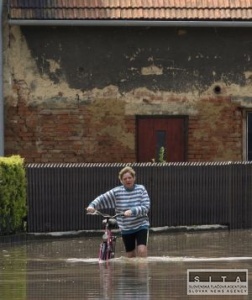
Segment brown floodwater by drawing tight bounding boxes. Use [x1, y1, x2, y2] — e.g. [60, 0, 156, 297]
[0, 229, 252, 299]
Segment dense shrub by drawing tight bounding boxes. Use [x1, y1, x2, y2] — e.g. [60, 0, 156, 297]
[0, 155, 27, 234]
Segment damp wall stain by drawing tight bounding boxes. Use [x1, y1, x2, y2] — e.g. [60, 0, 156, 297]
[3, 25, 252, 162]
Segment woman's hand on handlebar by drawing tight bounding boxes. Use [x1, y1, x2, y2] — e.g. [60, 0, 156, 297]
[124, 210, 132, 217]
[86, 206, 95, 213]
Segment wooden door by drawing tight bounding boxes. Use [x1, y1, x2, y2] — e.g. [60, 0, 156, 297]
[137, 117, 187, 162]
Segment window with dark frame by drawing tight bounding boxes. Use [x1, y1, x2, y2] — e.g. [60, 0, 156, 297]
[156, 130, 166, 162]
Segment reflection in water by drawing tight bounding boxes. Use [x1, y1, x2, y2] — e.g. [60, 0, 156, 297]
[108, 260, 150, 300]
[0, 229, 252, 299]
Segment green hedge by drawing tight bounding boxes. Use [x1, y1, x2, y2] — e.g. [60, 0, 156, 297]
[0, 155, 27, 235]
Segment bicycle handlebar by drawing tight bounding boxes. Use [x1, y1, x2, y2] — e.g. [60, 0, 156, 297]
[87, 209, 125, 218]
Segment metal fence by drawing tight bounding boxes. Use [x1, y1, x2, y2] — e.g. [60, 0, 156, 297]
[25, 162, 252, 232]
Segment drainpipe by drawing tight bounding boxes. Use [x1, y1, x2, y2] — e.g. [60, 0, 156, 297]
[0, 0, 3, 156]
[8, 20, 252, 28]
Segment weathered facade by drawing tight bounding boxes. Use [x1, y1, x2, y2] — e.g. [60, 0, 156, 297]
[3, 1, 252, 163]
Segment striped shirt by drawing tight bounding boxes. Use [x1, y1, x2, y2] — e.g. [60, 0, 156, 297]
[88, 184, 150, 234]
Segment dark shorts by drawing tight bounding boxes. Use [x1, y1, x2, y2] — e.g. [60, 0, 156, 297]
[122, 228, 149, 252]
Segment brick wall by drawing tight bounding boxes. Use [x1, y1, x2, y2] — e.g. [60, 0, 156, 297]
[3, 26, 249, 163]
[5, 82, 242, 163]
[188, 97, 242, 161]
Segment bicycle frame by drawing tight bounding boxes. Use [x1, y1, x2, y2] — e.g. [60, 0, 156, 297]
[87, 210, 124, 261]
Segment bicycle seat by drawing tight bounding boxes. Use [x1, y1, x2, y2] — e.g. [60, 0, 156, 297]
[108, 218, 117, 225]
[102, 218, 118, 229]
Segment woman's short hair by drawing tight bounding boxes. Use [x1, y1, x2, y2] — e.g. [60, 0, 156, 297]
[118, 166, 136, 180]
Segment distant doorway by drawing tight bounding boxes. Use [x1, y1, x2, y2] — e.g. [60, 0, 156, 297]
[137, 116, 187, 162]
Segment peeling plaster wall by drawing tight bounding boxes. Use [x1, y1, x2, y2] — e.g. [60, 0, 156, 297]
[4, 26, 251, 162]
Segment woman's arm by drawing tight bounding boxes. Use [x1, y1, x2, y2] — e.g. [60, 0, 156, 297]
[86, 189, 116, 211]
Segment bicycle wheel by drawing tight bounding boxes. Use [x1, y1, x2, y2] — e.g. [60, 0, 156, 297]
[99, 242, 108, 260]
[109, 236, 117, 259]
[105, 244, 113, 260]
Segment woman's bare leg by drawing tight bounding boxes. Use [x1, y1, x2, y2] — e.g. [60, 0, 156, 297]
[126, 250, 136, 258]
[137, 245, 147, 258]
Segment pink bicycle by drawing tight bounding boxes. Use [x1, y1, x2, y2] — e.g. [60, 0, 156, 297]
[87, 210, 124, 261]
